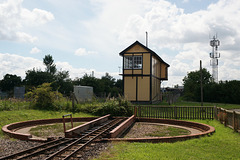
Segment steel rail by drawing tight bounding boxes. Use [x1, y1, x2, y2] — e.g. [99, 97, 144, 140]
[63, 118, 122, 160]
[0, 138, 67, 160]
[45, 118, 122, 160]
[15, 138, 76, 160]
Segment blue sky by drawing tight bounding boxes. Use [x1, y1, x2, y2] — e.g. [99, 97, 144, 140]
[0, 0, 239, 87]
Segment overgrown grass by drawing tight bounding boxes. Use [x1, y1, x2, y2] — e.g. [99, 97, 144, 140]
[94, 120, 240, 160]
[0, 109, 94, 137]
[0, 99, 32, 111]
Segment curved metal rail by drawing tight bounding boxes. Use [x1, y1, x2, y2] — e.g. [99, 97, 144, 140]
[0, 118, 123, 160]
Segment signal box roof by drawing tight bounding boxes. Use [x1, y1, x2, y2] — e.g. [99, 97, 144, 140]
[119, 41, 170, 67]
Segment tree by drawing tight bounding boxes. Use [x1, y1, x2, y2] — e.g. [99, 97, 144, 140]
[114, 79, 123, 95]
[182, 68, 212, 101]
[24, 55, 73, 96]
[43, 54, 57, 75]
[0, 74, 22, 93]
[100, 73, 115, 95]
[24, 68, 54, 88]
[52, 70, 73, 96]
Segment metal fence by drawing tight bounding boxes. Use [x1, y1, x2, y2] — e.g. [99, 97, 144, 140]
[214, 107, 240, 132]
[132, 106, 214, 120]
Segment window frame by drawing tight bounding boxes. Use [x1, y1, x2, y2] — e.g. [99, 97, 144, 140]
[124, 55, 142, 69]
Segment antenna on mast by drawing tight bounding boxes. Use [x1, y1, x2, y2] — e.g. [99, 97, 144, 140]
[146, 31, 148, 47]
[209, 34, 220, 83]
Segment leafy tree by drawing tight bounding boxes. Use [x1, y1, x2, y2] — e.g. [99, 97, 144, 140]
[0, 74, 22, 93]
[24, 55, 73, 96]
[52, 70, 73, 96]
[24, 68, 54, 88]
[100, 73, 115, 95]
[73, 73, 123, 97]
[182, 68, 212, 101]
[43, 54, 57, 75]
[114, 79, 123, 95]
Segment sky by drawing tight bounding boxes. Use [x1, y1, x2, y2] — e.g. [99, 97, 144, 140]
[1, 0, 240, 87]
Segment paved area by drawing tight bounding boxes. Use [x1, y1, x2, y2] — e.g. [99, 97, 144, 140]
[15, 126, 47, 140]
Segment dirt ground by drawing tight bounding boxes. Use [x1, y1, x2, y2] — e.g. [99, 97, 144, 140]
[124, 122, 195, 138]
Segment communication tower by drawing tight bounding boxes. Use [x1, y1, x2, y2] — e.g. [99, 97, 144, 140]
[209, 35, 220, 83]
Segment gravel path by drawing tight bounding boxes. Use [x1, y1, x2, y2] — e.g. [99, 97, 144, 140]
[0, 138, 40, 157]
[0, 137, 110, 159]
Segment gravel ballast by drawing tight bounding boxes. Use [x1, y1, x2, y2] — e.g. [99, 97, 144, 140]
[0, 137, 110, 160]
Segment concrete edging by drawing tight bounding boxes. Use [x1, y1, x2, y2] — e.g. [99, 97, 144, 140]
[2, 116, 215, 143]
[103, 118, 215, 143]
[2, 117, 97, 141]
[110, 115, 135, 138]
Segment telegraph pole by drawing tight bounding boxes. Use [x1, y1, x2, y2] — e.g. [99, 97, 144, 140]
[200, 60, 203, 106]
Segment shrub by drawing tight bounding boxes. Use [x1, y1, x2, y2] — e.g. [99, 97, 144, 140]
[25, 83, 62, 110]
[73, 98, 132, 117]
[93, 98, 132, 116]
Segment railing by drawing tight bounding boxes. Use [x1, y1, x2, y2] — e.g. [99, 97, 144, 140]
[132, 106, 214, 120]
[214, 107, 240, 132]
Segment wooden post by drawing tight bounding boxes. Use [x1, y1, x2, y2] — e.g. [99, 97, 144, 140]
[134, 106, 137, 116]
[70, 114, 73, 129]
[200, 60, 203, 106]
[62, 116, 66, 132]
[71, 92, 75, 113]
[233, 111, 237, 132]
[174, 106, 177, 119]
[224, 110, 227, 127]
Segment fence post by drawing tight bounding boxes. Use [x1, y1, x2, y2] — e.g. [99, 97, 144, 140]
[214, 106, 218, 120]
[233, 111, 237, 132]
[174, 106, 177, 119]
[224, 110, 227, 127]
[134, 106, 137, 117]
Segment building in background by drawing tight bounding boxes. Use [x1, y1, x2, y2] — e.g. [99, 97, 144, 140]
[73, 86, 93, 102]
[119, 41, 169, 104]
[14, 86, 25, 99]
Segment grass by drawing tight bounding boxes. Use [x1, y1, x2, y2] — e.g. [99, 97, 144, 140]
[0, 109, 94, 137]
[146, 126, 190, 137]
[0, 99, 31, 111]
[29, 122, 84, 138]
[94, 120, 240, 160]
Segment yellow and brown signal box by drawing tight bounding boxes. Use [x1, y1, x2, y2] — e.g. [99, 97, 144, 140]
[119, 41, 169, 104]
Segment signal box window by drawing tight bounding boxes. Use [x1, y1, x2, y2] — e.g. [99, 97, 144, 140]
[124, 56, 142, 69]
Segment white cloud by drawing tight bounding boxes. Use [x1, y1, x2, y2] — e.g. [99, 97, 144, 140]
[0, 0, 54, 43]
[0, 53, 119, 80]
[74, 48, 97, 56]
[30, 47, 41, 54]
[99, 0, 240, 86]
[1, 0, 240, 87]
[0, 53, 44, 78]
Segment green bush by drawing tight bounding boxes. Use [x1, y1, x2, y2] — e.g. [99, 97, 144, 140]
[71, 98, 132, 117]
[25, 83, 63, 110]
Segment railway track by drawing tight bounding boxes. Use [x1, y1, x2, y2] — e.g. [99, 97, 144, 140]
[0, 118, 123, 160]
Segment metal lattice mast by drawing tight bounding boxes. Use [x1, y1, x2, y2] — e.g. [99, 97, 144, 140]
[210, 36, 220, 83]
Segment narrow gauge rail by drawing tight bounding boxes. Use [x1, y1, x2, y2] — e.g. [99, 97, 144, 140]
[0, 118, 123, 160]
